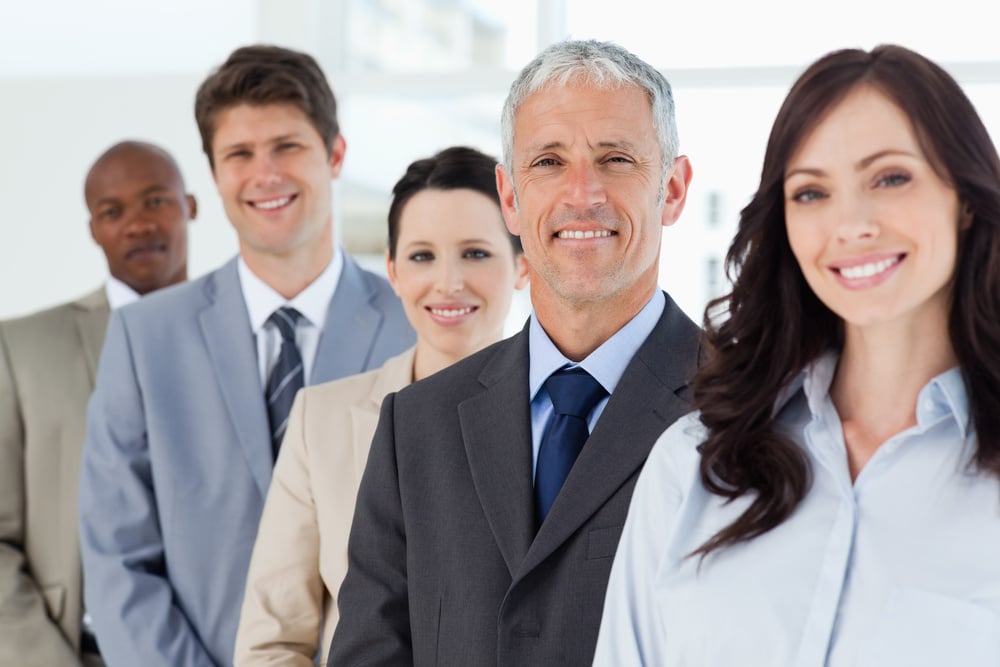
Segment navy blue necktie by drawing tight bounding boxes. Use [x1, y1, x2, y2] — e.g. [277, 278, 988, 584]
[265, 306, 304, 460]
[535, 367, 608, 524]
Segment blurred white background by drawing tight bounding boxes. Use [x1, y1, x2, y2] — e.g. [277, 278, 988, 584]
[2, 0, 999, 327]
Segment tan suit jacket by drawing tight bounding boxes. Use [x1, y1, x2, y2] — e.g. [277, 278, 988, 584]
[0, 288, 109, 667]
[234, 347, 415, 666]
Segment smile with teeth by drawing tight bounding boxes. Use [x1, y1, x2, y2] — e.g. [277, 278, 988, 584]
[556, 230, 614, 240]
[429, 306, 476, 318]
[835, 255, 902, 279]
[249, 194, 296, 210]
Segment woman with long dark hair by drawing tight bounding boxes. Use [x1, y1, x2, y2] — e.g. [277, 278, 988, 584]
[594, 45, 1000, 665]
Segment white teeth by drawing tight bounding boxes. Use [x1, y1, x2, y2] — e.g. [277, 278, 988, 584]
[556, 230, 614, 239]
[253, 196, 292, 210]
[430, 307, 474, 318]
[839, 256, 900, 279]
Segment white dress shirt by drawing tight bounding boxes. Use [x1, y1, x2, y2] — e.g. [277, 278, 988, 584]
[237, 249, 342, 387]
[594, 352, 1000, 667]
[104, 275, 141, 310]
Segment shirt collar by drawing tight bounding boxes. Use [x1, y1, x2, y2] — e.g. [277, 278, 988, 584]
[528, 290, 665, 399]
[781, 351, 969, 438]
[105, 275, 141, 310]
[918, 367, 969, 438]
[237, 247, 343, 334]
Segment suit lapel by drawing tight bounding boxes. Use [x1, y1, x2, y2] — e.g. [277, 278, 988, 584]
[519, 295, 701, 576]
[72, 287, 110, 385]
[198, 261, 273, 496]
[459, 331, 536, 577]
[349, 348, 414, 478]
[312, 255, 381, 383]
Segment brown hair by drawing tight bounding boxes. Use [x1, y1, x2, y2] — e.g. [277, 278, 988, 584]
[692, 44, 1000, 557]
[194, 44, 339, 168]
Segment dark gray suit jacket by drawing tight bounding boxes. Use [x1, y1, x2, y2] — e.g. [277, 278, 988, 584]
[328, 292, 701, 666]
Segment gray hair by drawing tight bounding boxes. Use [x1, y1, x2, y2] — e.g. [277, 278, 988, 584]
[500, 39, 679, 197]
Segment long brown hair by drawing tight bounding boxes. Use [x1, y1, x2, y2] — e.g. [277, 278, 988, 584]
[692, 44, 1000, 557]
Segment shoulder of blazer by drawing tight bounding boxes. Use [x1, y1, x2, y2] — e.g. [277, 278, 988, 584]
[115, 258, 238, 328]
[300, 346, 415, 415]
[1, 286, 107, 343]
[392, 327, 529, 408]
[632, 291, 703, 395]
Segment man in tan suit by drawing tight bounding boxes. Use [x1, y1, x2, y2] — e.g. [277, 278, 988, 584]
[0, 140, 195, 666]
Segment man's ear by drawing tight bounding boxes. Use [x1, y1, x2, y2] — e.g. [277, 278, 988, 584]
[186, 194, 198, 221]
[660, 155, 693, 229]
[496, 163, 520, 236]
[513, 253, 530, 290]
[328, 135, 347, 179]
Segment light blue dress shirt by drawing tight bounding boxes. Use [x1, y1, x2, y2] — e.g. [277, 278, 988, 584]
[594, 352, 1000, 667]
[528, 290, 665, 481]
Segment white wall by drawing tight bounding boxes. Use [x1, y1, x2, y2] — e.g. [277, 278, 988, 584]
[0, 74, 241, 317]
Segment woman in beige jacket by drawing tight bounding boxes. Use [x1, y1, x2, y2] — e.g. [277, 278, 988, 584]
[233, 146, 528, 665]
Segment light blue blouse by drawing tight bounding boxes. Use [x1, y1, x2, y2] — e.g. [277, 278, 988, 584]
[594, 352, 1000, 667]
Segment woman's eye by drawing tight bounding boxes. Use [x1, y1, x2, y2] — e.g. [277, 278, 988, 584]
[790, 188, 826, 203]
[876, 172, 911, 188]
[463, 248, 491, 260]
[409, 252, 433, 262]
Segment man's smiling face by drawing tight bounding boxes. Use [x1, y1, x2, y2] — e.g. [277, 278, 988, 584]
[210, 103, 345, 263]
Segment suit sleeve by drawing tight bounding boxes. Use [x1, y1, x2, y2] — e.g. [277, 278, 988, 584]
[234, 392, 323, 667]
[77, 311, 216, 667]
[0, 324, 81, 667]
[327, 393, 412, 666]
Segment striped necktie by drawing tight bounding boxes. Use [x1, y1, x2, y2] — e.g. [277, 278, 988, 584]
[265, 306, 304, 459]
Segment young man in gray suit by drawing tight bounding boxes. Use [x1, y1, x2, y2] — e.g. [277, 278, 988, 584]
[329, 40, 700, 666]
[0, 140, 195, 667]
[78, 46, 414, 667]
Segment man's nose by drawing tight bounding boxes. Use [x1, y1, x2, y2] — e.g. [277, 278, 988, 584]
[123, 211, 156, 236]
[564, 160, 607, 209]
[251, 153, 282, 187]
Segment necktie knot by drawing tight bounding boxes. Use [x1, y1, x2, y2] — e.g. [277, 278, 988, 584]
[545, 367, 607, 419]
[269, 306, 301, 343]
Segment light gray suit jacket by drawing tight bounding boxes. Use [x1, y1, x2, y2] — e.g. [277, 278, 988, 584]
[328, 293, 701, 666]
[78, 255, 413, 667]
[0, 288, 108, 667]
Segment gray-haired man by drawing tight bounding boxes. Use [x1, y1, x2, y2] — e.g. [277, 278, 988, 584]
[329, 40, 701, 666]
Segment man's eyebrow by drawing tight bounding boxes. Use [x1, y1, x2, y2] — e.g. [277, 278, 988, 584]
[596, 140, 639, 152]
[140, 184, 171, 196]
[527, 139, 642, 154]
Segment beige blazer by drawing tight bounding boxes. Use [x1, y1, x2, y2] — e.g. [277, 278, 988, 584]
[234, 346, 415, 666]
[0, 288, 109, 667]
